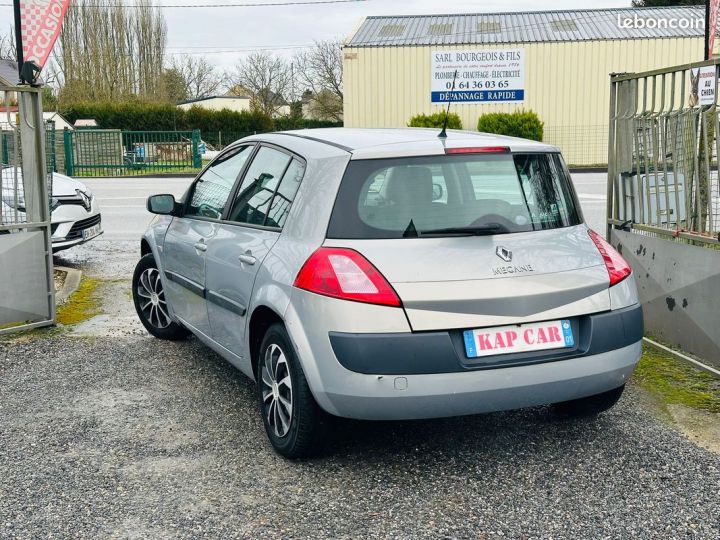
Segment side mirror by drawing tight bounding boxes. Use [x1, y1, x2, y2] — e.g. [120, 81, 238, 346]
[147, 194, 178, 215]
[432, 183, 444, 201]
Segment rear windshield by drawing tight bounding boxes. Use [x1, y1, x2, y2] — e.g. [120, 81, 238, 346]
[326, 153, 582, 239]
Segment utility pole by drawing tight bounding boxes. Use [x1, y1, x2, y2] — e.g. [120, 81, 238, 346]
[291, 62, 295, 104]
[13, 0, 24, 82]
[706, 0, 711, 60]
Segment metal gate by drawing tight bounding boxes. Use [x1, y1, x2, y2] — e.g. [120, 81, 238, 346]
[2, 120, 58, 173]
[0, 84, 55, 333]
[63, 129, 202, 176]
[607, 58, 720, 368]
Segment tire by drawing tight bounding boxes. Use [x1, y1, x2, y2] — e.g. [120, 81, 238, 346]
[257, 323, 326, 458]
[552, 385, 625, 417]
[132, 254, 189, 340]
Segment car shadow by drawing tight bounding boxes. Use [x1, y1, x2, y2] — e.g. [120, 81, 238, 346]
[319, 405, 612, 462]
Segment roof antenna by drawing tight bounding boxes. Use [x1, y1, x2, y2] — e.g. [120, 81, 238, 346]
[438, 70, 458, 139]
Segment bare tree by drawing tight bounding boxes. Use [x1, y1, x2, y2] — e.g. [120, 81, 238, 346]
[0, 26, 17, 61]
[57, 0, 166, 103]
[167, 55, 221, 100]
[293, 40, 343, 121]
[229, 51, 292, 116]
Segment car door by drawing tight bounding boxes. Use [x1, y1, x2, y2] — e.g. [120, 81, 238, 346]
[162, 144, 255, 336]
[206, 145, 306, 366]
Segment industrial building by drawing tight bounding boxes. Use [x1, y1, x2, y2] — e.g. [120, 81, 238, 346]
[343, 6, 710, 166]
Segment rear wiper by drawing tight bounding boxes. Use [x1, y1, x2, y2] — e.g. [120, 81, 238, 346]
[417, 224, 507, 237]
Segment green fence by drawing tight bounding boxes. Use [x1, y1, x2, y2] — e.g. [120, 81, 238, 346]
[202, 131, 256, 150]
[63, 129, 202, 176]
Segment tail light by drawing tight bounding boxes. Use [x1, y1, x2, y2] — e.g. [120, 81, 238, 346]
[588, 229, 632, 286]
[294, 247, 401, 307]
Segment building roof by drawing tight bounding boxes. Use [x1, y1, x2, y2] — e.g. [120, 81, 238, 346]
[74, 119, 98, 127]
[0, 59, 19, 85]
[1, 59, 46, 86]
[346, 6, 710, 47]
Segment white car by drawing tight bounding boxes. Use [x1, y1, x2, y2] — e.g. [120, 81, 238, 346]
[1, 166, 102, 252]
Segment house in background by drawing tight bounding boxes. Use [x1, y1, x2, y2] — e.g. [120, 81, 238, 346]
[177, 95, 252, 113]
[74, 119, 98, 128]
[0, 59, 20, 105]
[177, 92, 291, 117]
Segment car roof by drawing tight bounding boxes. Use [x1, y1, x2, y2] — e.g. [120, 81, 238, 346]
[264, 128, 559, 160]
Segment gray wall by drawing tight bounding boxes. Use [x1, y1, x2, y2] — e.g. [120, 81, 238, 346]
[611, 229, 720, 369]
[0, 231, 52, 326]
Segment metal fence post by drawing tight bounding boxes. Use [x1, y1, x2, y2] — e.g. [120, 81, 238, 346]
[46, 121, 56, 173]
[192, 129, 201, 168]
[1, 131, 8, 165]
[607, 75, 618, 240]
[63, 127, 74, 176]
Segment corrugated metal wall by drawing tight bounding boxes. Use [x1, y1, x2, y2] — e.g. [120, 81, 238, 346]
[343, 38, 703, 166]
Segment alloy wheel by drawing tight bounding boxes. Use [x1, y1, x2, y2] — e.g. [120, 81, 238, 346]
[261, 343, 294, 438]
[136, 268, 171, 329]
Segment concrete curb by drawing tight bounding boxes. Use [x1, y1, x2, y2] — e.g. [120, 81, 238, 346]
[55, 266, 82, 304]
[91, 173, 197, 179]
[568, 167, 608, 173]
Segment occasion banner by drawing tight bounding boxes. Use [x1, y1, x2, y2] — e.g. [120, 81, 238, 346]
[710, 0, 720, 59]
[20, 0, 71, 70]
[431, 48, 525, 104]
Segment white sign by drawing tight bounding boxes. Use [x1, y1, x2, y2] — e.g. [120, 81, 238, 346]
[431, 49, 525, 104]
[463, 319, 574, 358]
[689, 66, 717, 107]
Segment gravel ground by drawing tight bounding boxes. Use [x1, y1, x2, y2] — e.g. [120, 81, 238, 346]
[1, 240, 719, 539]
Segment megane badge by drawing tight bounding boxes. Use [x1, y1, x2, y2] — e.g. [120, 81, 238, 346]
[496, 246, 512, 262]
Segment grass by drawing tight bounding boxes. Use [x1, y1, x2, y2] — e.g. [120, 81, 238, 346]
[56, 276, 102, 325]
[633, 347, 720, 414]
[71, 160, 211, 177]
[0, 320, 31, 330]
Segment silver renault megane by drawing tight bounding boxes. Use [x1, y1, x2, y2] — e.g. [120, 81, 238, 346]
[132, 128, 642, 458]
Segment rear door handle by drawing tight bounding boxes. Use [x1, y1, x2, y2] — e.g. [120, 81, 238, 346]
[194, 241, 207, 252]
[238, 253, 257, 265]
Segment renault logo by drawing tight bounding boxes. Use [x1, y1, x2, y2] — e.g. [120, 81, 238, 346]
[77, 189, 91, 211]
[496, 246, 512, 262]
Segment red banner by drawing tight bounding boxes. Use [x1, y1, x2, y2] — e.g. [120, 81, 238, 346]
[710, 0, 720, 59]
[19, 0, 71, 71]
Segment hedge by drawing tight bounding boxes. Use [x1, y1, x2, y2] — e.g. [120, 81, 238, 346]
[59, 102, 343, 134]
[408, 112, 463, 129]
[274, 117, 343, 131]
[476, 110, 544, 141]
[60, 102, 272, 133]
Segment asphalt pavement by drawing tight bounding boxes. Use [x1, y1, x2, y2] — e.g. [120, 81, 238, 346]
[1, 173, 719, 539]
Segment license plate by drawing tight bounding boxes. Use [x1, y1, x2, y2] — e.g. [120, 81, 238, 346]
[82, 223, 102, 240]
[463, 319, 574, 358]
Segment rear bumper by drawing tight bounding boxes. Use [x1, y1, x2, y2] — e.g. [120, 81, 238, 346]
[320, 341, 641, 420]
[284, 290, 643, 421]
[329, 304, 644, 374]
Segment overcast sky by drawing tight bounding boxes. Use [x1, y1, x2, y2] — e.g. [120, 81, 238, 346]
[1, 0, 630, 70]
